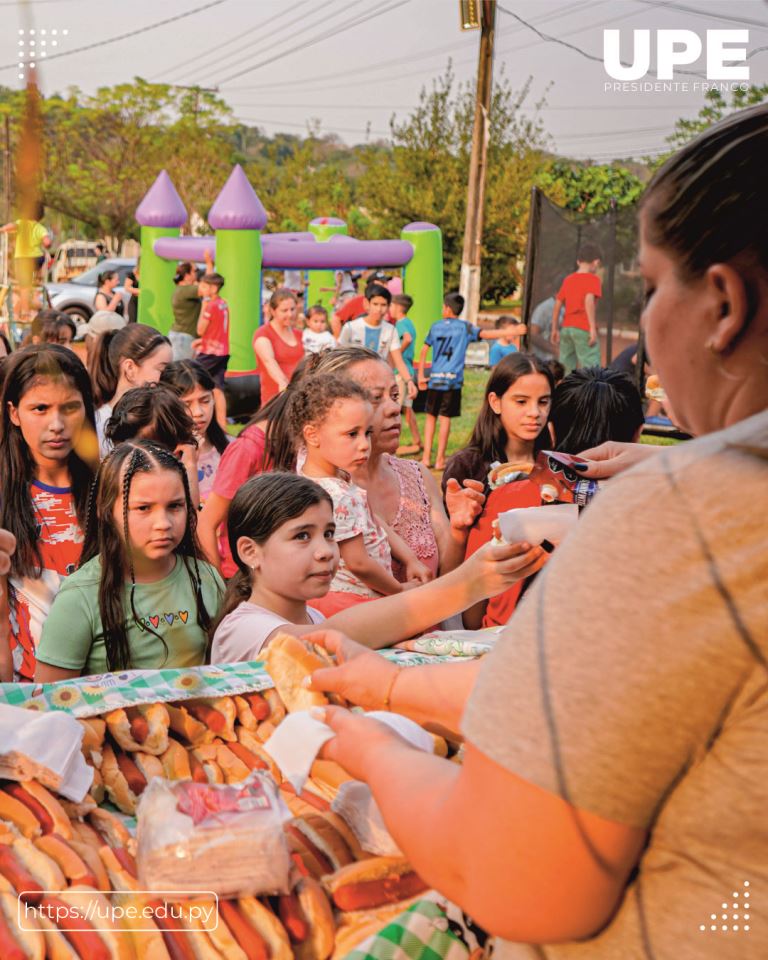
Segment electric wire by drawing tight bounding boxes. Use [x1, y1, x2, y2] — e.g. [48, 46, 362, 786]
[0, 0, 231, 72]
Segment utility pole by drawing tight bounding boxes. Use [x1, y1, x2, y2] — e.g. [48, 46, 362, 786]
[3, 115, 11, 223]
[459, 0, 496, 324]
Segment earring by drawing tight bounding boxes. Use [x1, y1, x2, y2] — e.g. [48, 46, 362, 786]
[706, 341, 718, 353]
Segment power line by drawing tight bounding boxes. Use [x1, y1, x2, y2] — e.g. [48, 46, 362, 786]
[497, 2, 706, 79]
[168, 0, 352, 87]
[239, 116, 390, 138]
[0, 0, 231, 72]
[636, 0, 768, 31]
[556, 124, 674, 140]
[214, 0, 411, 86]
[152, 0, 312, 81]
[191, 0, 359, 87]
[223, 1, 641, 97]
[223, 0, 608, 92]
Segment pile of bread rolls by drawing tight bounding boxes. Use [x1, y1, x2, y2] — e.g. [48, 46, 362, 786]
[0, 635, 444, 959]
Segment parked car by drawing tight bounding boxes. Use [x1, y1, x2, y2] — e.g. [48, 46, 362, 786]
[45, 257, 136, 331]
[49, 240, 111, 283]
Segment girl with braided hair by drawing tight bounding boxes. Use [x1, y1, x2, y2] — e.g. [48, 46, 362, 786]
[35, 440, 223, 680]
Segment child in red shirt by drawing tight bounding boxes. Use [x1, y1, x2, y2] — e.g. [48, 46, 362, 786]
[551, 243, 602, 373]
[194, 272, 230, 388]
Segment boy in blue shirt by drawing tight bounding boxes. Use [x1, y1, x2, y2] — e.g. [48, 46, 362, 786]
[390, 293, 421, 454]
[488, 315, 521, 366]
[417, 292, 526, 469]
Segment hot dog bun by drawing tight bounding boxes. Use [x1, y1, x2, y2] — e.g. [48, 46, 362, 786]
[263, 689, 287, 724]
[33, 834, 100, 888]
[88, 809, 135, 855]
[105, 704, 170, 756]
[10, 781, 73, 839]
[79, 718, 106, 766]
[235, 728, 282, 783]
[56, 886, 133, 960]
[237, 897, 292, 960]
[7, 834, 66, 892]
[0, 889, 45, 960]
[265, 634, 332, 713]
[0, 787, 41, 838]
[645, 373, 666, 401]
[323, 857, 427, 912]
[293, 875, 335, 960]
[183, 698, 237, 743]
[488, 460, 533, 487]
[112, 892, 171, 960]
[165, 704, 213, 747]
[66, 839, 111, 892]
[98, 846, 139, 893]
[159, 739, 192, 781]
[100, 745, 142, 815]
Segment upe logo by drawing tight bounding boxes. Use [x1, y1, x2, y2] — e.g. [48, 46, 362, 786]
[604, 30, 750, 81]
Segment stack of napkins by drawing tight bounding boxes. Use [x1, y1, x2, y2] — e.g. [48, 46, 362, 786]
[0, 703, 93, 801]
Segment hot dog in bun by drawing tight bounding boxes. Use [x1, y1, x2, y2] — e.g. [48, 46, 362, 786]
[323, 857, 427, 912]
[105, 704, 170, 756]
[265, 635, 334, 713]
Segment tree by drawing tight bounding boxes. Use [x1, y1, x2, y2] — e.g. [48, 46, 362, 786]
[536, 160, 643, 217]
[357, 64, 547, 301]
[1, 79, 237, 244]
[648, 83, 768, 170]
[245, 133, 368, 235]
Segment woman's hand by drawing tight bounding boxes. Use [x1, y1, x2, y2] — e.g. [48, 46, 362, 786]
[463, 538, 547, 601]
[315, 705, 407, 783]
[304, 629, 400, 710]
[404, 556, 433, 584]
[576, 441, 660, 479]
[445, 477, 485, 531]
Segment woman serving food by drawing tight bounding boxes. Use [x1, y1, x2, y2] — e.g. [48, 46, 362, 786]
[303, 105, 768, 958]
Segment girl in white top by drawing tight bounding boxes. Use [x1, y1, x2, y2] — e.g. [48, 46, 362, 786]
[161, 360, 231, 505]
[88, 323, 172, 457]
[288, 373, 430, 615]
[210, 472, 546, 663]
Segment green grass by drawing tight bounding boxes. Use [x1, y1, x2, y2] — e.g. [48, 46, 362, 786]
[403, 367, 488, 461]
[227, 365, 680, 456]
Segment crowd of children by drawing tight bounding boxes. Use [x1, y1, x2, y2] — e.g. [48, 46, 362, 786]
[0, 247, 653, 687]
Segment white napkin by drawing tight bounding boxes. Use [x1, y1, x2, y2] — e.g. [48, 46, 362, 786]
[0, 703, 93, 801]
[262, 711, 336, 793]
[363, 711, 435, 753]
[497, 502, 579, 546]
[263, 709, 434, 794]
[264, 708, 434, 856]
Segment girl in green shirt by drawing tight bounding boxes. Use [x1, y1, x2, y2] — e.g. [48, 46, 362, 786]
[35, 439, 222, 680]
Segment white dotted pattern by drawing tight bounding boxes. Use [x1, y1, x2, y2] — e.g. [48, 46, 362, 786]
[700, 882, 753, 933]
[16, 27, 69, 79]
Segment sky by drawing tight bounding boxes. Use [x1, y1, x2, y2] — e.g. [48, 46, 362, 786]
[1, 0, 766, 161]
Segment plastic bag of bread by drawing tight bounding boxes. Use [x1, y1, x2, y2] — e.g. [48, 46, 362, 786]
[136, 772, 292, 898]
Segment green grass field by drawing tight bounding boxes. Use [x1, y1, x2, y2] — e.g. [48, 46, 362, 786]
[400, 367, 677, 464]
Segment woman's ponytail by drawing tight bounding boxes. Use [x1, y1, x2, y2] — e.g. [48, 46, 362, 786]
[174, 262, 194, 286]
[88, 328, 120, 407]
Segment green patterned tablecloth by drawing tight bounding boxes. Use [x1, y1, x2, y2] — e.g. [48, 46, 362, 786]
[0, 651, 468, 718]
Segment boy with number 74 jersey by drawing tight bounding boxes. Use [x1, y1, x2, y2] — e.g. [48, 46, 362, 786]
[417, 292, 526, 469]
